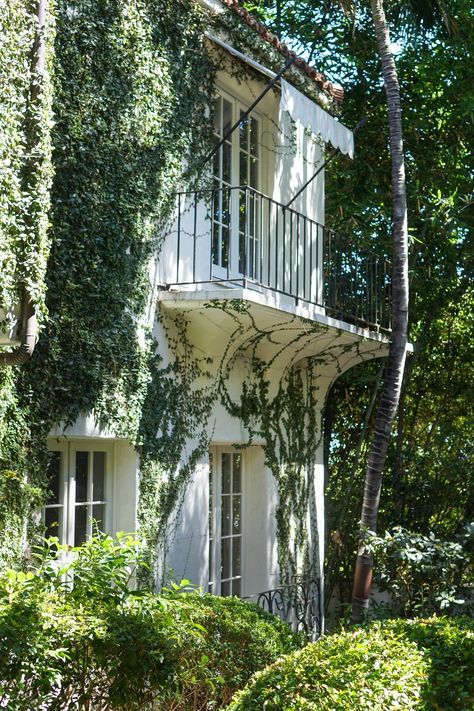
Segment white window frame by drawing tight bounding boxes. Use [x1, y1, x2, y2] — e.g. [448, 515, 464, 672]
[43, 440, 114, 547]
[212, 88, 262, 282]
[208, 446, 245, 597]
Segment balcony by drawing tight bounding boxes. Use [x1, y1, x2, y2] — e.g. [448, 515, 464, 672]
[161, 186, 392, 332]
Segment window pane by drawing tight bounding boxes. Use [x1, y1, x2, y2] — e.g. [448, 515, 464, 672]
[92, 504, 105, 533]
[44, 507, 61, 538]
[221, 454, 231, 493]
[223, 99, 232, 135]
[221, 226, 229, 268]
[93, 452, 105, 501]
[233, 537, 241, 576]
[221, 579, 231, 597]
[240, 151, 248, 186]
[221, 495, 231, 537]
[213, 151, 220, 180]
[75, 451, 88, 503]
[239, 111, 249, 152]
[250, 117, 259, 157]
[223, 142, 231, 185]
[209, 539, 213, 581]
[221, 537, 231, 580]
[233, 496, 241, 533]
[239, 192, 246, 232]
[250, 157, 258, 189]
[233, 454, 241, 493]
[213, 97, 221, 133]
[47, 452, 61, 505]
[74, 505, 87, 546]
[222, 188, 230, 224]
[232, 578, 241, 598]
[212, 221, 220, 265]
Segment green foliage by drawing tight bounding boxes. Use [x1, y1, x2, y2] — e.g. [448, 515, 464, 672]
[163, 591, 301, 710]
[0, 0, 54, 319]
[367, 525, 474, 618]
[248, 0, 473, 615]
[0, 469, 42, 565]
[0, 0, 216, 573]
[0, 0, 328, 590]
[0, 532, 299, 710]
[227, 617, 474, 711]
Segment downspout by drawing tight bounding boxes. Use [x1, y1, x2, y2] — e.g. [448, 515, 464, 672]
[0, 293, 37, 366]
[0, 0, 46, 367]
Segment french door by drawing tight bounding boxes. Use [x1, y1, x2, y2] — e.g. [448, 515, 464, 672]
[212, 92, 261, 282]
[209, 448, 244, 597]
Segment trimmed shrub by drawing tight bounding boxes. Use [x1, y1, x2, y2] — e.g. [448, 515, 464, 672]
[227, 617, 474, 711]
[0, 533, 300, 709]
[163, 591, 301, 709]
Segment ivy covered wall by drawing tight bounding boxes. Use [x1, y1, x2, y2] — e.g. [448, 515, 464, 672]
[0, 0, 215, 569]
[0, 0, 54, 327]
[0, 0, 347, 588]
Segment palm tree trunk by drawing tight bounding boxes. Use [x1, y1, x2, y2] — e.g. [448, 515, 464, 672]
[350, 0, 409, 623]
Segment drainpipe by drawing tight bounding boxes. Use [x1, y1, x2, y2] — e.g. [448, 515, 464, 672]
[0, 0, 46, 367]
[0, 294, 37, 367]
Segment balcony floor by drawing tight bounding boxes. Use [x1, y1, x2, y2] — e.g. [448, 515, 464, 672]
[158, 284, 391, 369]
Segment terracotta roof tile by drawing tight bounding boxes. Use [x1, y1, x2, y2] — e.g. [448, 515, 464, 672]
[220, 0, 344, 103]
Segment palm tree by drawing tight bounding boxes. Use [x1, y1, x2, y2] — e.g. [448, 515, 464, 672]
[350, 0, 409, 623]
[250, 0, 449, 621]
[350, 0, 452, 622]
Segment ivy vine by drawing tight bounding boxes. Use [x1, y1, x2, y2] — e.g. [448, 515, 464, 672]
[0, 0, 55, 326]
[0, 0, 216, 570]
[0, 0, 369, 591]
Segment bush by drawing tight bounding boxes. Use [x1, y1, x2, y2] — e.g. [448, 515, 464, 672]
[367, 525, 474, 617]
[0, 533, 300, 710]
[227, 617, 474, 711]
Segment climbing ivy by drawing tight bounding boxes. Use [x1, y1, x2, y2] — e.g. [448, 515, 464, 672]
[0, 0, 359, 590]
[0, 0, 55, 326]
[210, 301, 325, 582]
[0, 0, 216, 570]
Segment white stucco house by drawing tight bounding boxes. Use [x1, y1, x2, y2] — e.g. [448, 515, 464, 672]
[41, 0, 391, 631]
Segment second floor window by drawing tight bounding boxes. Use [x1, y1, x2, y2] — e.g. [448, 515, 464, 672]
[212, 92, 261, 280]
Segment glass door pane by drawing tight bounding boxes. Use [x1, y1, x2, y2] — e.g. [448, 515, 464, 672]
[44, 452, 63, 540]
[212, 97, 233, 272]
[209, 449, 244, 598]
[220, 452, 242, 597]
[239, 112, 260, 280]
[74, 450, 107, 543]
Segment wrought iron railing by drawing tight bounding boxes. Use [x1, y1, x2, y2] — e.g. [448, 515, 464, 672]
[324, 231, 392, 330]
[246, 577, 322, 639]
[163, 186, 391, 331]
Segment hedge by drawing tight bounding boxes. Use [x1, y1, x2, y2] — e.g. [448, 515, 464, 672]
[0, 533, 300, 710]
[227, 616, 474, 711]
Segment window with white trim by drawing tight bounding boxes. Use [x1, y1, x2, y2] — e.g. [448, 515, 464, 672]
[212, 91, 261, 280]
[208, 448, 243, 597]
[43, 442, 112, 546]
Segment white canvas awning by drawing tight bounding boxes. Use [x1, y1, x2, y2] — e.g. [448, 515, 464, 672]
[281, 79, 354, 158]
